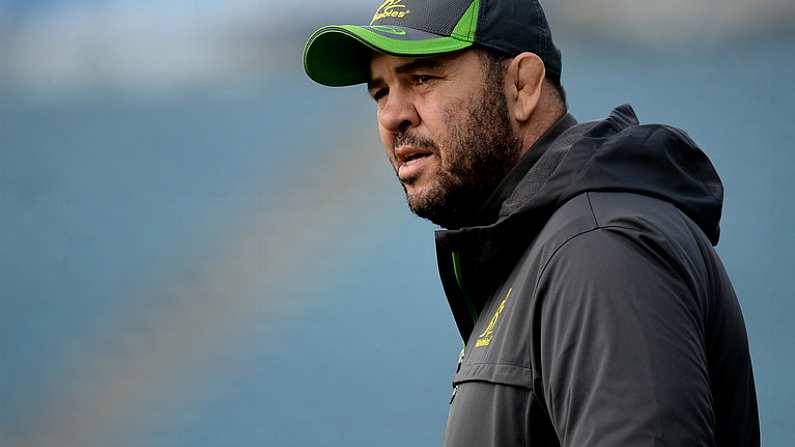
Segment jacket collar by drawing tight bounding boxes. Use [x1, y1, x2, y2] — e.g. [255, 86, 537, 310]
[475, 113, 579, 226]
[435, 113, 580, 340]
[435, 103, 722, 340]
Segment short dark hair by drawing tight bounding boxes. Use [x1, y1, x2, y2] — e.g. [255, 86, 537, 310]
[545, 74, 567, 109]
[474, 47, 567, 111]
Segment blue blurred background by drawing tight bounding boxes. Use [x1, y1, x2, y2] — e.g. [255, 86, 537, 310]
[1, 0, 793, 445]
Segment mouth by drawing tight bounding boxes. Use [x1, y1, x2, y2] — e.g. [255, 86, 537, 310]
[401, 151, 432, 165]
[395, 146, 434, 180]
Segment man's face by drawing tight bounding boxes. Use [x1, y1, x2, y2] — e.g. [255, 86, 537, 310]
[368, 50, 521, 228]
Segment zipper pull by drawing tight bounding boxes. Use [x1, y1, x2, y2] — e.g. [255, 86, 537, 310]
[450, 345, 465, 404]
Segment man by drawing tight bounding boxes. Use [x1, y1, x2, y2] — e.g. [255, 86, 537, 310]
[304, 0, 760, 445]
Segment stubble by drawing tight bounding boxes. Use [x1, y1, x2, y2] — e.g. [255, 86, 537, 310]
[401, 66, 521, 229]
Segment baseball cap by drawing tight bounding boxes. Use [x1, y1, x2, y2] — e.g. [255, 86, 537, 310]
[303, 0, 562, 87]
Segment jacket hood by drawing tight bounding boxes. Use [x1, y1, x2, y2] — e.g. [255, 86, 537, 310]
[435, 104, 724, 339]
[511, 104, 722, 241]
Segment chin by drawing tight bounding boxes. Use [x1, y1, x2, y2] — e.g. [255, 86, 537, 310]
[403, 179, 434, 202]
[405, 182, 443, 212]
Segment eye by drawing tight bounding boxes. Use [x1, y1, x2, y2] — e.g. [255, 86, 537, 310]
[371, 87, 388, 102]
[414, 75, 434, 85]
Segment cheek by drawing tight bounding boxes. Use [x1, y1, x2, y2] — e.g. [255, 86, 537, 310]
[422, 103, 460, 160]
[377, 124, 396, 164]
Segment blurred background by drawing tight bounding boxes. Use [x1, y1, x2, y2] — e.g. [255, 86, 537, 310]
[1, 0, 793, 446]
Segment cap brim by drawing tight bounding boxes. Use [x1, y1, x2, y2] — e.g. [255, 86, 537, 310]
[303, 25, 474, 87]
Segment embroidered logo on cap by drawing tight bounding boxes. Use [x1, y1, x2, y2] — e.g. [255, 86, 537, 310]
[370, 0, 411, 25]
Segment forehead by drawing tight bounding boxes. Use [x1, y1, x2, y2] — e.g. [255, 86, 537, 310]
[368, 50, 482, 83]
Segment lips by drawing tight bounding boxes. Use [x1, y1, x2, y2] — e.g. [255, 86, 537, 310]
[403, 151, 430, 162]
[395, 146, 432, 163]
[395, 146, 434, 180]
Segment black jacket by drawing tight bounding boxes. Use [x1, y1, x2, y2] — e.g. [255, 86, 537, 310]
[438, 105, 759, 446]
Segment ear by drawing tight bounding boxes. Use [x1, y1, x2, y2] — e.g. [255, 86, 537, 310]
[505, 52, 545, 123]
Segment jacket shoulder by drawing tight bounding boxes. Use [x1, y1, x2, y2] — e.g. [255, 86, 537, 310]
[530, 191, 714, 303]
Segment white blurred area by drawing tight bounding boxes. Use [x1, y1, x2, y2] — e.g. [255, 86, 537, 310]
[0, 0, 793, 91]
[552, 0, 795, 41]
[0, 0, 277, 90]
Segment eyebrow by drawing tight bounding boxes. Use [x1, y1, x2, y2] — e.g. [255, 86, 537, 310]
[367, 57, 449, 91]
[395, 57, 446, 74]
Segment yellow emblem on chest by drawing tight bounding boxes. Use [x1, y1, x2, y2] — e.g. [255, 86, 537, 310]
[475, 288, 512, 347]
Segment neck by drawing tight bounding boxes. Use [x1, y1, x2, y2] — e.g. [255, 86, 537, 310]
[467, 111, 577, 228]
[517, 107, 566, 159]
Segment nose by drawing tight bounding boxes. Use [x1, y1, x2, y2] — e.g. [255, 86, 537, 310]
[378, 87, 420, 134]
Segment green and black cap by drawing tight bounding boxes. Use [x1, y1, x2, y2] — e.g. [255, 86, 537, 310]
[303, 0, 562, 87]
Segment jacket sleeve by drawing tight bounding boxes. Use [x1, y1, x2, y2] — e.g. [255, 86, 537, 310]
[537, 227, 715, 446]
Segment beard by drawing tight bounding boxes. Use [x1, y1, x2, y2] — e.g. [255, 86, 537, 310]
[396, 75, 521, 229]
